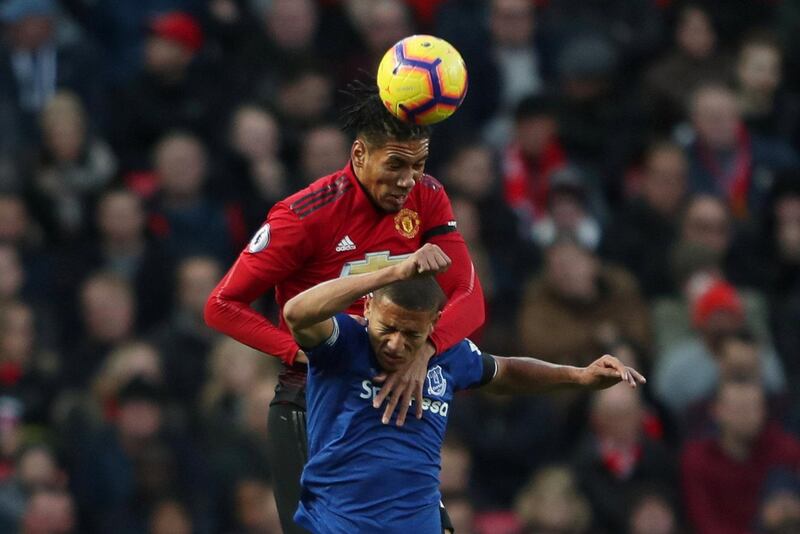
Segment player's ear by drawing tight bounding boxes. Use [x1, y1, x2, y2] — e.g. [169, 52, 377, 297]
[363, 294, 373, 319]
[352, 139, 367, 171]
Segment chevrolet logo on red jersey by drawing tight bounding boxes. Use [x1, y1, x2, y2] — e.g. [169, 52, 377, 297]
[340, 251, 411, 277]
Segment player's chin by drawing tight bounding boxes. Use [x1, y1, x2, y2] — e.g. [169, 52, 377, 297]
[380, 194, 407, 212]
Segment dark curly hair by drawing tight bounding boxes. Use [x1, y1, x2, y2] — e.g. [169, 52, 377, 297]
[340, 79, 431, 147]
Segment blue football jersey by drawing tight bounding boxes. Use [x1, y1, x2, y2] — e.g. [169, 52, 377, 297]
[294, 313, 489, 533]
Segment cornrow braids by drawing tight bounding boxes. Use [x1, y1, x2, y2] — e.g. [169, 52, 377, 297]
[340, 79, 431, 147]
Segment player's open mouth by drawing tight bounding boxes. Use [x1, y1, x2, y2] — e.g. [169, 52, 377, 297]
[386, 194, 407, 206]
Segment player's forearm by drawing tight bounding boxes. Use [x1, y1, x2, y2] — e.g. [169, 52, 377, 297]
[284, 266, 401, 330]
[485, 357, 585, 395]
[428, 235, 485, 352]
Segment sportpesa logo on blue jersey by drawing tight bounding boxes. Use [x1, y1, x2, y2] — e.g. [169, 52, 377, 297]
[359, 380, 450, 416]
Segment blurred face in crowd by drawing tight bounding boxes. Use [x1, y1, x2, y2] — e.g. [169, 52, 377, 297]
[451, 198, 479, 244]
[155, 135, 207, 202]
[676, 6, 715, 59]
[718, 337, 761, 382]
[775, 195, 800, 264]
[691, 86, 741, 150]
[0, 245, 24, 300]
[209, 338, 262, 397]
[714, 381, 766, 445]
[266, 0, 317, 51]
[41, 94, 86, 163]
[145, 36, 193, 78]
[491, 0, 534, 48]
[0, 195, 29, 244]
[97, 190, 145, 246]
[682, 195, 731, 255]
[701, 310, 745, 351]
[150, 500, 192, 534]
[105, 343, 163, 387]
[8, 15, 54, 51]
[352, 137, 429, 212]
[231, 106, 280, 161]
[642, 146, 687, 217]
[244, 377, 278, 435]
[738, 43, 782, 96]
[278, 71, 333, 123]
[80, 275, 135, 342]
[761, 489, 800, 534]
[22, 490, 75, 534]
[177, 257, 221, 316]
[362, 0, 411, 56]
[545, 241, 599, 302]
[591, 386, 643, 448]
[446, 497, 475, 534]
[118, 398, 162, 442]
[549, 190, 588, 234]
[629, 494, 677, 534]
[440, 443, 471, 494]
[18, 447, 59, 491]
[516, 467, 591, 533]
[0, 302, 34, 364]
[445, 145, 496, 200]
[516, 114, 557, 159]
[301, 125, 349, 183]
[235, 480, 282, 533]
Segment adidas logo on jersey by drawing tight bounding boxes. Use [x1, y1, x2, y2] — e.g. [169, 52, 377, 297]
[335, 236, 357, 252]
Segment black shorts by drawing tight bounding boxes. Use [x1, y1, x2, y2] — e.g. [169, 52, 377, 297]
[265, 401, 455, 533]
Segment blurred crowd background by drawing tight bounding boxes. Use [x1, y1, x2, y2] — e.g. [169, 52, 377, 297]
[1, 0, 800, 533]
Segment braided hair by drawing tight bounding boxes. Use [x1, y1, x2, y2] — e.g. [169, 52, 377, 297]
[340, 79, 431, 147]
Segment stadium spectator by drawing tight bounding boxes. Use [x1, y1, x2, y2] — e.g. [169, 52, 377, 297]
[151, 256, 222, 407]
[0, 301, 60, 425]
[26, 91, 116, 244]
[273, 65, 336, 156]
[627, 485, 682, 534]
[441, 492, 476, 534]
[230, 478, 281, 534]
[19, 487, 75, 534]
[653, 280, 784, 417]
[643, 3, 730, 131]
[603, 141, 688, 298]
[448, 388, 558, 509]
[0, 445, 65, 531]
[501, 94, 568, 224]
[66, 272, 136, 388]
[112, 12, 216, 171]
[683, 82, 798, 220]
[572, 386, 676, 533]
[221, 104, 290, 233]
[149, 498, 193, 534]
[0, 246, 24, 305]
[514, 465, 592, 534]
[764, 176, 800, 385]
[681, 380, 800, 534]
[299, 124, 350, 186]
[518, 235, 650, 368]
[148, 132, 237, 263]
[756, 469, 800, 534]
[651, 241, 771, 357]
[529, 167, 604, 252]
[735, 31, 800, 142]
[0, 0, 103, 149]
[70, 376, 212, 534]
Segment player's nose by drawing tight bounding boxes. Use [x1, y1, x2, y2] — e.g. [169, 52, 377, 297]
[385, 333, 404, 352]
[397, 173, 415, 190]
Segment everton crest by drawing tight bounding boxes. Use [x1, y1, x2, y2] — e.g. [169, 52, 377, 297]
[394, 208, 420, 238]
[426, 365, 447, 396]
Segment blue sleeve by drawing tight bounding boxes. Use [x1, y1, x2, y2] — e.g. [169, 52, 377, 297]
[449, 339, 496, 391]
[303, 313, 363, 369]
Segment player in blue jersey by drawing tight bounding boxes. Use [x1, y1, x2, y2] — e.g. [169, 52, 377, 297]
[282, 243, 646, 533]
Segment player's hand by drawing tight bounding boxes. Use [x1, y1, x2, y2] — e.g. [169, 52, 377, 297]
[372, 341, 436, 426]
[395, 244, 451, 280]
[579, 354, 646, 390]
[293, 349, 308, 365]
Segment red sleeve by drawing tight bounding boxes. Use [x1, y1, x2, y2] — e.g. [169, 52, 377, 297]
[419, 180, 485, 352]
[204, 204, 313, 365]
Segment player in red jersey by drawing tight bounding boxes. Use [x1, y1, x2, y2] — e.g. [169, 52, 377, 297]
[204, 82, 484, 533]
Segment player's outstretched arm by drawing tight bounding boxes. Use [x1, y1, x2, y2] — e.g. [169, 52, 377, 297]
[284, 244, 452, 348]
[482, 354, 646, 395]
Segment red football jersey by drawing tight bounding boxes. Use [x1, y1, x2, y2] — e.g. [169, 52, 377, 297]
[205, 162, 485, 393]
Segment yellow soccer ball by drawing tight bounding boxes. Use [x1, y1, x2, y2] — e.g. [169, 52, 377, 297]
[376, 34, 468, 125]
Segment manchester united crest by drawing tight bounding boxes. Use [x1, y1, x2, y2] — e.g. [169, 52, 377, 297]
[394, 208, 420, 238]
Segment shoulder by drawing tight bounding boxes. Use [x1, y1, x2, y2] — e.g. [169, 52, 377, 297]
[283, 171, 355, 221]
